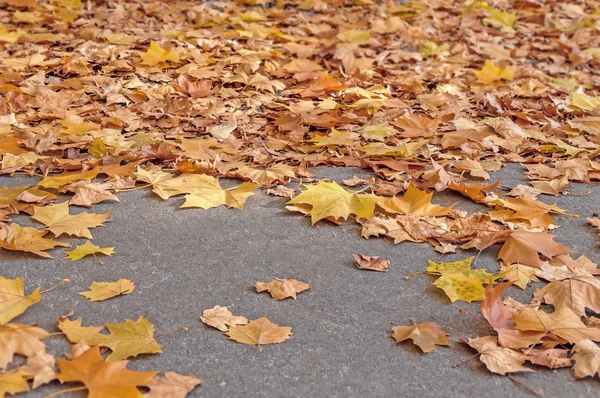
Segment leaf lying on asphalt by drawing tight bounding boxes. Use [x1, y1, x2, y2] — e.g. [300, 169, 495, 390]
[255, 278, 311, 301]
[353, 254, 390, 272]
[0, 277, 41, 325]
[65, 241, 115, 261]
[391, 322, 450, 353]
[200, 306, 248, 332]
[79, 279, 135, 302]
[226, 318, 292, 346]
[146, 372, 203, 398]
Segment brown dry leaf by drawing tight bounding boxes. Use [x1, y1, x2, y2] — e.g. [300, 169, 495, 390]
[0, 223, 71, 258]
[67, 181, 120, 208]
[571, 339, 600, 379]
[200, 306, 248, 332]
[479, 282, 514, 330]
[0, 323, 49, 370]
[524, 348, 572, 370]
[79, 279, 135, 302]
[391, 322, 450, 353]
[255, 278, 311, 301]
[32, 202, 110, 239]
[20, 351, 57, 389]
[266, 185, 295, 199]
[353, 254, 390, 272]
[511, 307, 600, 344]
[55, 345, 157, 397]
[534, 270, 600, 316]
[225, 317, 292, 346]
[497, 231, 573, 268]
[463, 336, 534, 375]
[146, 372, 202, 398]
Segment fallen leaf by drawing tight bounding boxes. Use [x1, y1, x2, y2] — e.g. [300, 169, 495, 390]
[79, 279, 135, 302]
[65, 241, 115, 261]
[0, 369, 29, 397]
[378, 183, 453, 216]
[200, 306, 248, 332]
[0, 224, 70, 258]
[497, 231, 573, 268]
[0, 276, 41, 325]
[20, 351, 56, 389]
[463, 336, 534, 375]
[92, 316, 162, 361]
[409, 257, 494, 303]
[480, 282, 514, 330]
[353, 254, 390, 272]
[226, 317, 291, 346]
[255, 278, 311, 300]
[138, 41, 180, 67]
[32, 202, 110, 239]
[55, 345, 157, 397]
[511, 307, 600, 344]
[146, 372, 202, 398]
[58, 317, 103, 347]
[571, 339, 600, 379]
[391, 322, 450, 353]
[0, 323, 49, 370]
[287, 180, 382, 225]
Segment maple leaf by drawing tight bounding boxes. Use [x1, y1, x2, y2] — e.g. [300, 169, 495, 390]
[0, 224, 71, 258]
[0, 323, 49, 370]
[138, 41, 180, 67]
[571, 339, 600, 379]
[32, 201, 110, 239]
[479, 282, 514, 330]
[79, 279, 135, 302]
[524, 348, 572, 370]
[0, 277, 41, 325]
[67, 181, 120, 208]
[65, 241, 115, 261]
[235, 164, 296, 187]
[307, 128, 358, 148]
[146, 372, 202, 398]
[378, 183, 452, 216]
[497, 231, 573, 268]
[38, 168, 100, 190]
[181, 181, 259, 210]
[92, 316, 162, 361]
[496, 263, 536, 290]
[58, 317, 103, 347]
[207, 114, 237, 140]
[0, 369, 29, 397]
[20, 351, 56, 389]
[533, 270, 600, 317]
[287, 181, 382, 225]
[200, 306, 248, 332]
[226, 318, 292, 346]
[391, 322, 450, 353]
[55, 346, 157, 397]
[497, 196, 573, 229]
[255, 278, 311, 300]
[408, 257, 494, 303]
[353, 254, 390, 272]
[511, 307, 600, 344]
[463, 336, 534, 375]
[393, 114, 439, 137]
[473, 61, 514, 85]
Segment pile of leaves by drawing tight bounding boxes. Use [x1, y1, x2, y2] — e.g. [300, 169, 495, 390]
[1, 0, 600, 395]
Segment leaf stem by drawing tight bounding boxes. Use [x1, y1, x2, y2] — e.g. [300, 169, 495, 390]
[45, 386, 87, 398]
[40, 279, 70, 294]
[404, 271, 426, 280]
[115, 183, 151, 193]
[458, 307, 492, 329]
[451, 352, 481, 368]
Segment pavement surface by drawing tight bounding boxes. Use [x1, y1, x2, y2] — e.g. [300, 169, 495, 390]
[1, 163, 599, 398]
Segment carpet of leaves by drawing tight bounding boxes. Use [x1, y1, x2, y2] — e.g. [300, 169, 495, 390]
[1, 0, 600, 396]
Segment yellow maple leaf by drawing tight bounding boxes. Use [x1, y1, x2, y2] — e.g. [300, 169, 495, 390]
[2, 53, 45, 70]
[58, 317, 104, 347]
[0, 27, 22, 44]
[32, 202, 110, 239]
[0, 369, 30, 397]
[474, 60, 514, 85]
[65, 241, 115, 261]
[483, 9, 517, 31]
[90, 316, 163, 361]
[378, 182, 453, 216]
[226, 317, 292, 346]
[138, 41, 180, 67]
[0, 323, 49, 369]
[569, 92, 600, 111]
[406, 257, 495, 303]
[0, 224, 71, 258]
[38, 168, 100, 190]
[0, 277, 41, 325]
[419, 41, 449, 58]
[79, 279, 135, 302]
[307, 128, 358, 148]
[287, 181, 382, 225]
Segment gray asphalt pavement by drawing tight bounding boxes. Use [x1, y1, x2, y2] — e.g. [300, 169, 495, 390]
[1, 163, 599, 397]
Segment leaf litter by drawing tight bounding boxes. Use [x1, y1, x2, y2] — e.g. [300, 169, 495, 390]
[0, 0, 600, 395]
